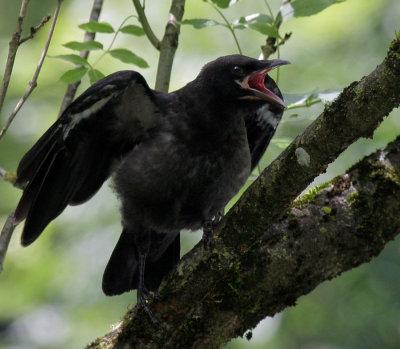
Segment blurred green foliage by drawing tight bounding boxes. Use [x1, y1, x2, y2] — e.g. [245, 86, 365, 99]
[0, 0, 399, 348]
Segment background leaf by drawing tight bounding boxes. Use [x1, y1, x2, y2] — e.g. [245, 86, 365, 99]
[281, 0, 345, 21]
[235, 14, 279, 38]
[54, 54, 89, 66]
[109, 49, 149, 68]
[63, 40, 103, 51]
[238, 13, 273, 25]
[247, 23, 280, 38]
[59, 67, 88, 83]
[210, 0, 238, 8]
[285, 90, 341, 108]
[180, 18, 224, 29]
[120, 24, 145, 36]
[88, 69, 105, 84]
[78, 21, 115, 33]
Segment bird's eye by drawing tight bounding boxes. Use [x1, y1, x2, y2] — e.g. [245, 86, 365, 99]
[232, 66, 244, 75]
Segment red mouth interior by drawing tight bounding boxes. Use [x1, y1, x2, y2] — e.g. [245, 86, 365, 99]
[246, 68, 285, 108]
[248, 69, 269, 92]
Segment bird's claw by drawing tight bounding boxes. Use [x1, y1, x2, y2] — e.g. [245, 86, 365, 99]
[202, 219, 215, 249]
[132, 288, 162, 329]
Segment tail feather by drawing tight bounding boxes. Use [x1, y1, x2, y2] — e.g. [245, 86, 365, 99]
[102, 230, 138, 296]
[102, 230, 180, 296]
[145, 233, 180, 291]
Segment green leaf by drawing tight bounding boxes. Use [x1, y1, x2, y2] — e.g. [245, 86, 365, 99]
[180, 19, 224, 29]
[54, 54, 89, 66]
[280, 0, 344, 21]
[247, 23, 280, 38]
[210, 0, 238, 8]
[120, 24, 145, 36]
[78, 21, 115, 33]
[109, 49, 149, 68]
[88, 69, 105, 84]
[235, 14, 280, 38]
[60, 67, 88, 83]
[63, 40, 103, 51]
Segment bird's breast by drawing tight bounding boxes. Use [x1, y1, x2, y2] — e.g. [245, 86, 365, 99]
[113, 120, 251, 231]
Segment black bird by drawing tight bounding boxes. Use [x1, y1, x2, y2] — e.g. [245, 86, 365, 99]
[14, 55, 288, 319]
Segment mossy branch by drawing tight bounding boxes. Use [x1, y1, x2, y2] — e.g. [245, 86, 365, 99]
[86, 38, 400, 349]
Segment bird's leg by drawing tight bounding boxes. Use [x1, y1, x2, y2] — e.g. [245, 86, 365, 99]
[132, 254, 161, 327]
[202, 210, 224, 248]
[216, 210, 224, 222]
[202, 220, 214, 248]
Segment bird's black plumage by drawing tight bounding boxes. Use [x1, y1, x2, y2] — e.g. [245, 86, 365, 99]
[14, 55, 288, 315]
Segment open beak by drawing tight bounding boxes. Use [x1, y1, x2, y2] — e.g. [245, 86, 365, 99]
[238, 59, 290, 108]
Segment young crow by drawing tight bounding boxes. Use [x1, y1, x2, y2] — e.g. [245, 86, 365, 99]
[14, 55, 289, 321]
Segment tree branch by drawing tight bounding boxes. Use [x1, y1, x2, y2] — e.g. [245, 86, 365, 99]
[58, 0, 105, 116]
[132, 0, 160, 50]
[0, 0, 63, 141]
[154, 0, 185, 92]
[0, 0, 31, 115]
[86, 38, 400, 348]
[0, 211, 17, 273]
[19, 14, 51, 44]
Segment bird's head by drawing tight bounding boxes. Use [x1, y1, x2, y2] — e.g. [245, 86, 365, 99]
[197, 54, 289, 109]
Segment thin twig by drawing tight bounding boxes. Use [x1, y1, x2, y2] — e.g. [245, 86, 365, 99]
[19, 14, 51, 44]
[287, 98, 322, 110]
[0, 0, 31, 115]
[208, 1, 242, 54]
[132, 0, 160, 50]
[58, 0, 105, 116]
[154, 0, 185, 92]
[261, 0, 292, 60]
[0, 0, 64, 141]
[264, 0, 274, 17]
[0, 211, 17, 273]
[91, 15, 135, 68]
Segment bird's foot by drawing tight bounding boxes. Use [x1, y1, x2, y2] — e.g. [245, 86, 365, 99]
[132, 287, 161, 328]
[132, 253, 162, 328]
[202, 219, 215, 249]
[202, 212, 224, 248]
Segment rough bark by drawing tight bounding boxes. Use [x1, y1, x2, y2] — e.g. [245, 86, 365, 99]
[86, 38, 400, 349]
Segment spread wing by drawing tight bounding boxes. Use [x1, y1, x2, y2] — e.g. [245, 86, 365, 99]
[245, 75, 284, 170]
[15, 71, 161, 246]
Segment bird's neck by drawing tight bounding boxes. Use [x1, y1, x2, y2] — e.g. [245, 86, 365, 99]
[170, 84, 247, 148]
[175, 81, 243, 124]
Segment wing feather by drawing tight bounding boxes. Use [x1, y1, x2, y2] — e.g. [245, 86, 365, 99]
[15, 70, 161, 245]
